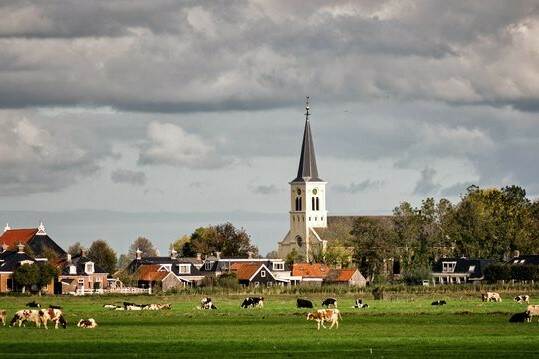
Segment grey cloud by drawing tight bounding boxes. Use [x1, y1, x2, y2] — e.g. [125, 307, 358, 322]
[414, 167, 441, 195]
[111, 169, 147, 186]
[334, 180, 384, 194]
[252, 184, 281, 195]
[441, 182, 477, 197]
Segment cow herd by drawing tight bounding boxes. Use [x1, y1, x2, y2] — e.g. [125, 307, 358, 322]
[103, 302, 172, 311]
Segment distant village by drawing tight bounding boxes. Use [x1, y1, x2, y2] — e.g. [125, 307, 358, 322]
[1, 100, 538, 295]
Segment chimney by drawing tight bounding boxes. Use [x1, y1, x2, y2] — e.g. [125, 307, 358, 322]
[215, 251, 221, 260]
[67, 253, 72, 263]
[17, 243, 24, 254]
[196, 253, 202, 261]
[136, 248, 143, 260]
[4, 223, 11, 232]
[170, 248, 177, 259]
[247, 251, 253, 259]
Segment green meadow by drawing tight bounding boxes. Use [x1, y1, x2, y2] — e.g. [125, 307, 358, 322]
[0, 292, 539, 358]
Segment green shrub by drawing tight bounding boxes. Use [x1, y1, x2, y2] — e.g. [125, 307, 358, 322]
[484, 264, 511, 282]
[510, 264, 538, 281]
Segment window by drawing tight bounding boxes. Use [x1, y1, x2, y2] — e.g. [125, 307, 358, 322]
[468, 265, 476, 273]
[316, 197, 320, 210]
[261, 270, 266, 278]
[312, 197, 315, 210]
[85, 262, 94, 274]
[254, 282, 260, 287]
[442, 262, 457, 273]
[321, 217, 324, 221]
[78, 278, 84, 285]
[69, 265, 77, 275]
[520, 259, 526, 264]
[272, 262, 284, 271]
[178, 264, 191, 274]
[205, 261, 213, 270]
[309, 217, 311, 221]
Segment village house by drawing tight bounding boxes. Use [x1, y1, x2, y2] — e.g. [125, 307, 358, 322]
[58, 251, 109, 294]
[431, 257, 494, 285]
[324, 268, 367, 287]
[230, 262, 289, 287]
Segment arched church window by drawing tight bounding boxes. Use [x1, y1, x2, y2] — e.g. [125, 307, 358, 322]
[316, 197, 320, 210]
[295, 236, 303, 247]
[312, 197, 315, 210]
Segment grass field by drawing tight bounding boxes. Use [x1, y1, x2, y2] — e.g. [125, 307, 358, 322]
[1, 292, 539, 358]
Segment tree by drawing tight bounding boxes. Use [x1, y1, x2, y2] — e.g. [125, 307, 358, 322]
[117, 254, 130, 271]
[68, 242, 85, 256]
[265, 250, 279, 259]
[36, 263, 58, 295]
[128, 237, 157, 259]
[171, 235, 196, 257]
[13, 264, 39, 293]
[190, 223, 258, 258]
[285, 248, 305, 266]
[87, 239, 117, 274]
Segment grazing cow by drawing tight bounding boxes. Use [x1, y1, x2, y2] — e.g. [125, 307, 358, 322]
[77, 318, 97, 328]
[200, 297, 217, 310]
[514, 295, 530, 304]
[241, 297, 264, 308]
[41, 308, 67, 329]
[321, 298, 338, 308]
[10, 309, 44, 328]
[509, 311, 532, 323]
[306, 309, 342, 330]
[103, 304, 119, 309]
[297, 298, 313, 309]
[0, 310, 6, 326]
[481, 292, 502, 302]
[26, 300, 41, 308]
[431, 300, 447, 306]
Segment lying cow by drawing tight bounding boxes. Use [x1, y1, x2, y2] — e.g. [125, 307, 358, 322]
[509, 311, 532, 323]
[431, 300, 447, 306]
[353, 299, 368, 309]
[514, 295, 530, 304]
[143, 304, 171, 310]
[103, 304, 119, 309]
[26, 300, 41, 308]
[481, 292, 502, 302]
[123, 302, 143, 310]
[77, 318, 97, 328]
[0, 309, 6, 326]
[199, 297, 217, 310]
[10, 309, 45, 328]
[321, 298, 337, 308]
[297, 298, 313, 309]
[306, 309, 342, 330]
[241, 297, 264, 308]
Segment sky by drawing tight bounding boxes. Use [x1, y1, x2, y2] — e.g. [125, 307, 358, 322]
[1, 1, 539, 255]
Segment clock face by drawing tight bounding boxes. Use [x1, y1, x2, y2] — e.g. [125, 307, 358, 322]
[296, 188, 302, 196]
[312, 188, 318, 195]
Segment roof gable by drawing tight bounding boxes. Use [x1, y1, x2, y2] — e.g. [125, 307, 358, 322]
[0, 229, 38, 249]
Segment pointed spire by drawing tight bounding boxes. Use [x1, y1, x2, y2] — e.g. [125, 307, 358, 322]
[292, 97, 323, 183]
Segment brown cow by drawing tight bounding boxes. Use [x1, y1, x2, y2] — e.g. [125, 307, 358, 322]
[481, 292, 502, 302]
[306, 309, 342, 330]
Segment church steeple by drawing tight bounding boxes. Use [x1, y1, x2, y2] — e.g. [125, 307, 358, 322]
[292, 97, 323, 183]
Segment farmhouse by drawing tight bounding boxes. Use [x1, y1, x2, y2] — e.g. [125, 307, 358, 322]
[0, 222, 65, 258]
[431, 257, 494, 284]
[59, 251, 109, 294]
[231, 262, 288, 287]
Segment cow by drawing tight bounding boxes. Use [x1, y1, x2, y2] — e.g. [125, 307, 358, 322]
[123, 302, 143, 310]
[41, 308, 67, 329]
[10, 309, 45, 328]
[241, 297, 264, 308]
[26, 300, 41, 308]
[143, 304, 171, 310]
[77, 318, 97, 328]
[509, 311, 532, 323]
[431, 300, 447, 306]
[526, 304, 539, 321]
[481, 292, 502, 302]
[321, 298, 338, 308]
[200, 297, 217, 310]
[353, 299, 368, 309]
[297, 298, 313, 309]
[306, 309, 342, 330]
[0, 310, 6, 326]
[514, 295, 530, 304]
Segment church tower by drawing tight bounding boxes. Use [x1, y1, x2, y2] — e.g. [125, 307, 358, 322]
[278, 98, 328, 262]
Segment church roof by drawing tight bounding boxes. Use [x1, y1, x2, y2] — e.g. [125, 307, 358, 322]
[291, 98, 323, 183]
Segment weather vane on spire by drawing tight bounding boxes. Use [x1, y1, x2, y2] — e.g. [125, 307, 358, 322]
[305, 96, 310, 121]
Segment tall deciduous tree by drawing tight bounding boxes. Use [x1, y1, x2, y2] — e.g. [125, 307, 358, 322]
[128, 237, 157, 259]
[190, 223, 258, 258]
[87, 239, 117, 274]
[68, 242, 85, 256]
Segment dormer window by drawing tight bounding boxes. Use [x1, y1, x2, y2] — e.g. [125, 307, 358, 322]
[468, 265, 476, 273]
[69, 265, 77, 275]
[85, 262, 94, 274]
[204, 261, 213, 270]
[272, 262, 284, 271]
[178, 264, 191, 274]
[442, 261, 457, 273]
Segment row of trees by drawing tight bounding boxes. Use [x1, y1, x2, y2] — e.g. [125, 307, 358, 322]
[330, 185, 539, 282]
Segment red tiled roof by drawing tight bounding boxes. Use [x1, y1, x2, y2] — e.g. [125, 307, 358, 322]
[335, 268, 357, 282]
[0, 229, 38, 249]
[291, 263, 331, 278]
[232, 263, 262, 280]
[135, 264, 168, 281]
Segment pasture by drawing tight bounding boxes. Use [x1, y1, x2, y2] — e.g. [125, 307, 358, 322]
[1, 292, 539, 358]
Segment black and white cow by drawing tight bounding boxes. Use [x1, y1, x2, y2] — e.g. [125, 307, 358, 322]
[514, 295, 530, 304]
[321, 298, 337, 308]
[77, 318, 97, 328]
[26, 301, 41, 308]
[200, 297, 217, 310]
[296, 298, 313, 308]
[241, 297, 264, 308]
[431, 300, 447, 306]
[353, 299, 369, 309]
[509, 311, 532, 323]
